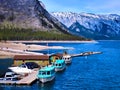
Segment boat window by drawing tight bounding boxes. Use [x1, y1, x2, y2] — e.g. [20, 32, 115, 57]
[20, 64, 27, 68]
[56, 64, 58, 66]
[21, 65, 25, 68]
[47, 71, 50, 75]
[40, 71, 46, 75]
[59, 64, 61, 66]
[6, 75, 12, 77]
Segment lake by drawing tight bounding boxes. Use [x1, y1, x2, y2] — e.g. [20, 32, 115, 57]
[0, 40, 120, 90]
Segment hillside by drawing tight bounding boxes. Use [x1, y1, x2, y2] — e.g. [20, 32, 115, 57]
[0, 0, 87, 40]
[0, 0, 69, 33]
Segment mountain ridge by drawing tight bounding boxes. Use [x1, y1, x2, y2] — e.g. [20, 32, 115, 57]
[52, 12, 120, 40]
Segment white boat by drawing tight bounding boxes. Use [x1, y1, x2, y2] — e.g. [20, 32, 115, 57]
[53, 59, 66, 71]
[62, 55, 71, 64]
[9, 64, 32, 75]
[37, 65, 55, 83]
[8, 62, 39, 75]
[4, 72, 20, 81]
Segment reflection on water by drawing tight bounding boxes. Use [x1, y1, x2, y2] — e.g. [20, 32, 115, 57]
[37, 80, 55, 90]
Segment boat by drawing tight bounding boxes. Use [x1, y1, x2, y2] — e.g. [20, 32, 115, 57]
[53, 59, 66, 71]
[37, 65, 55, 83]
[9, 62, 39, 75]
[62, 54, 71, 64]
[4, 72, 20, 81]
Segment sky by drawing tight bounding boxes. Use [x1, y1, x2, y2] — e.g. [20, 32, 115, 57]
[41, 0, 120, 15]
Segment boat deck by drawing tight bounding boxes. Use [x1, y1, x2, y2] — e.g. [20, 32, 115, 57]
[0, 70, 38, 85]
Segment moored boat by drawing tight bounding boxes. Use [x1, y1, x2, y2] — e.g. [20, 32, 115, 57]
[9, 62, 39, 75]
[53, 59, 66, 71]
[4, 72, 20, 81]
[62, 55, 71, 64]
[37, 65, 55, 83]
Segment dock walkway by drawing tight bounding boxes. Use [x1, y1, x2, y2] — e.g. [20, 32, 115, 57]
[71, 51, 102, 57]
[16, 70, 38, 85]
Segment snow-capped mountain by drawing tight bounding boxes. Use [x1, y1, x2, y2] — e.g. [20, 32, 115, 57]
[52, 12, 120, 40]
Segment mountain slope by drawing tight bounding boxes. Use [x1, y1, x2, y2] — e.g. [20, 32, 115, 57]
[0, 0, 69, 34]
[52, 12, 120, 40]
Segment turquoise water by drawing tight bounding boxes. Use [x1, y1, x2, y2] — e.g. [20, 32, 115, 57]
[0, 41, 120, 90]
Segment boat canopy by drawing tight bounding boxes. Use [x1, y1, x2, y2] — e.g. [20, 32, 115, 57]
[40, 65, 55, 72]
[54, 59, 65, 64]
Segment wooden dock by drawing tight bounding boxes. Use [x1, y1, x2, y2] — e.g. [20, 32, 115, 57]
[0, 70, 38, 85]
[71, 51, 102, 57]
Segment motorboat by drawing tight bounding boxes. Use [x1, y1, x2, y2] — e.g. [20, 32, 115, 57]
[4, 72, 20, 81]
[62, 55, 71, 64]
[9, 62, 39, 75]
[53, 59, 66, 71]
[37, 65, 55, 83]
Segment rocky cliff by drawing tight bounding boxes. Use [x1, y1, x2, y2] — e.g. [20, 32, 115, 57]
[0, 0, 69, 34]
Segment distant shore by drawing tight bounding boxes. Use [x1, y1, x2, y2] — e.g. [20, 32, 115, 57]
[0, 40, 78, 58]
[8, 40, 97, 43]
[0, 40, 97, 58]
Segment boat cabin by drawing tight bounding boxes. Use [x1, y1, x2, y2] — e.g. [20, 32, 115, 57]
[53, 59, 66, 71]
[53, 59, 65, 67]
[38, 66, 55, 77]
[62, 55, 71, 64]
[37, 65, 55, 83]
[49, 53, 63, 63]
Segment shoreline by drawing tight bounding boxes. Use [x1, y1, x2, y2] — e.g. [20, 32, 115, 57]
[0, 41, 74, 57]
[0, 42, 48, 57]
[0, 40, 97, 58]
[7, 40, 97, 43]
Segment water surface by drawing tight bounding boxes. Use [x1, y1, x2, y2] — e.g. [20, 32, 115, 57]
[0, 41, 120, 90]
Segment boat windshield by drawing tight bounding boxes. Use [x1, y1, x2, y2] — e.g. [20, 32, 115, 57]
[19, 64, 27, 68]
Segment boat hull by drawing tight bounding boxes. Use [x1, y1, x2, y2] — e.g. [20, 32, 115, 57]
[62, 55, 72, 64]
[9, 67, 32, 75]
[65, 60, 71, 64]
[38, 76, 55, 83]
[55, 66, 66, 71]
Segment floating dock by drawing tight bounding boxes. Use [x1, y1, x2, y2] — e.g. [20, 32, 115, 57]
[71, 51, 102, 57]
[0, 70, 38, 85]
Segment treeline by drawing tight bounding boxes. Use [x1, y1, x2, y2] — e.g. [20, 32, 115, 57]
[0, 23, 89, 41]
